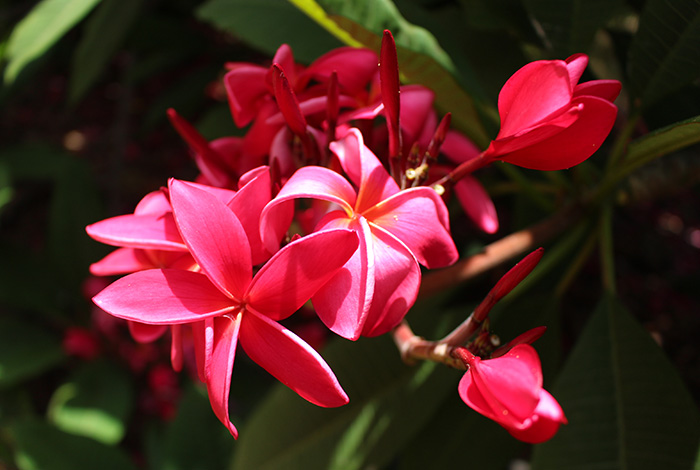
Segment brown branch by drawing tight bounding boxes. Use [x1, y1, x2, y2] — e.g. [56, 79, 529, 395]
[419, 204, 581, 298]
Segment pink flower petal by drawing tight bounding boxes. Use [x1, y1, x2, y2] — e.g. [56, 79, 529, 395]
[398, 85, 436, 144]
[192, 319, 213, 383]
[364, 187, 457, 268]
[497, 60, 572, 138]
[565, 53, 588, 89]
[312, 214, 374, 340]
[300, 47, 378, 94]
[223, 65, 269, 127]
[171, 324, 183, 372]
[205, 312, 242, 439]
[89, 248, 155, 276]
[86, 213, 186, 251]
[440, 130, 482, 165]
[574, 79, 622, 102]
[488, 103, 582, 157]
[93, 269, 236, 324]
[239, 311, 348, 407]
[360, 226, 421, 337]
[495, 96, 617, 170]
[227, 166, 275, 265]
[458, 344, 542, 428]
[260, 165, 356, 252]
[134, 190, 171, 216]
[128, 321, 167, 343]
[169, 179, 252, 300]
[246, 229, 359, 321]
[330, 129, 399, 212]
[507, 389, 567, 444]
[454, 177, 499, 234]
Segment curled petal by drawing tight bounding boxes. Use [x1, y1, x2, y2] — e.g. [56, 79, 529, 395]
[93, 269, 236, 324]
[458, 345, 542, 428]
[565, 53, 588, 88]
[134, 190, 171, 216]
[205, 312, 242, 439]
[239, 311, 348, 408]
[312, 214, 374, 341]
[360, 226, 421, 337]
[574, 79, 622, 102]
[260, 165, 356, 252]
[507, 389, 567, 444]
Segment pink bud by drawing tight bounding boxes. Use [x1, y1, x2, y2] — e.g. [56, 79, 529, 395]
[455, 344, 566, 443]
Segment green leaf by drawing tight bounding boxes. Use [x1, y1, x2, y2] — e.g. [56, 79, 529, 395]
[3, 0, 103, 84]
[623, 114, 700, 174]
[47, 361, 133, 445]
[11, 420, 137, 470]
[290, 0, 492, 147]
[0, 317, 64, 388]
[233, 300, 463, 470]
[399, 392, 523, 470]
[627, 0, 700, 108]
[531, 295, 700, 470]
[522, 0, 624, 56]
[149, 383, 231, 470]
[68, 0, 142, 103]
[196, 0, 343, 64]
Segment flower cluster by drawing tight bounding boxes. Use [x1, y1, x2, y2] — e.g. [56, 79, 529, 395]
[86, 31, 619, 441]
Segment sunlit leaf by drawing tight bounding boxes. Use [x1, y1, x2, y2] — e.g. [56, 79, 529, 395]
[623, 114, 700, 174]
[3, 0, 103, 84]
[11, 420, 137, 470]
[48, 361, 133, 445]
[531, 295, 700, 469]
[196, 0, 343, 63]
[627, 0, 700, 108]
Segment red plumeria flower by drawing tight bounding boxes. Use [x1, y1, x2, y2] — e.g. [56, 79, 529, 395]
[454, 345, 567, 444]
[484, 53, 621, 170]
[93, 178, 359, 438]
[261, 128, 458, 340]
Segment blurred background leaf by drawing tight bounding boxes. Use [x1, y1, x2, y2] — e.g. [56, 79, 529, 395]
[48, 360, 133, 445]
[627, 0, 700, 109]
[531, 295, 700, 469]
[3, 0, 103, 85]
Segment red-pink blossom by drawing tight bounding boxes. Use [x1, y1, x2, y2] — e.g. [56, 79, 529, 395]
[93, 179, 358, 437]
[455, 345, 567, 443]
[261, 128, 458, 340]
[484, 54, 621, 170]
